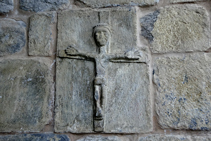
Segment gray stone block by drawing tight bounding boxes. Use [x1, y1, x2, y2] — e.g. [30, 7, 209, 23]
[0, 59, 52, 132]
[0, 0, 14, 14]
[29, 12, 56, 56]
[75, 0, 156, 8]
[19, 0, 69, 12]
[0, 18, 26, 56]
[139, 135, 191, 141]
[77, 136, 125, 141]
[154, 53, 211, 130]
[151, 5, 210, 53]
[0, 134, 70, 141]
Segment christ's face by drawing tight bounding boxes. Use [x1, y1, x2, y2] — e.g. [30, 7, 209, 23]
[94, 28, 110, 47]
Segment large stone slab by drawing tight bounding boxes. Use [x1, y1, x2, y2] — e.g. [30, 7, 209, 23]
[19, 0, 69, 12]
[75, 0, 156, 8]
[0, 0, 14, 14]
[105, 63, 151, 133]
[0, 59, 52, 132]
[57, 8, 138, 54]
[151, 5, 210, 53]
[139, 135, 191, 141]
[0, 18, 26, 56]
[154, 53, 211, 130]
[0, 134, 69, 141]
[29, 12, 56, 56]
[76, 136, 126, 141]
[55, 58, 95, 133]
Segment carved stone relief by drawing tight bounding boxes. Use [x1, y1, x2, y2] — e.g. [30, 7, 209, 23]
[55, 8, 152, 133]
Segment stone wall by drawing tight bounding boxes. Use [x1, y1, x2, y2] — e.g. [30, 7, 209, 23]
[0, 0, 210, 140]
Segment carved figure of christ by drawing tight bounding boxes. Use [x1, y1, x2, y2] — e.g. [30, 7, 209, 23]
[58, 24, 142, 132]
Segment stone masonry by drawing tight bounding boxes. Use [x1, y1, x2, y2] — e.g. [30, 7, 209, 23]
[0, 0, 210, 140]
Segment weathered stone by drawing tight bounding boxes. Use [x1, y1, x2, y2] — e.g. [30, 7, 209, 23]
[139, 135, 191, 141]
[105, 63, 151, 133]
[140, 10, 160, 42]
[29, 12, 56, 56]
[19, 0, 69, 12]
[77, 136, 125, 141]
[151, 5, 210, 53]
[0, 59, 52, 132]
[0, 0, 14, 14]
[75, 0, 157, 8]
[154, 53, 211, 130]
[192, 136, 211, 141]
[0, 18, 26, 56]
[0, 134, 70, 141]
[171, 0, 209, 3]
[57, 8, 138, 55]
[56, 8, 151, 133]
[55, 58, 95, 133]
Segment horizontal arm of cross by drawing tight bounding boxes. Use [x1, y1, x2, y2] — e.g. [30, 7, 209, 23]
[58, 49, 96, 61]
[107, 54, 143, 63]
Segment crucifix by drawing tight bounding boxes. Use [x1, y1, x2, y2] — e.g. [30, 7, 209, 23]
[58, 23, 142, 132]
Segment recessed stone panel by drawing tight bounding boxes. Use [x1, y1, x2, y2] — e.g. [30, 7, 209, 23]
[0, 18, 26, 56]
[29, 12, 56, 56]
[57, 10, 100, 54]
[0, 134, 69, 141]
[154, 53, 211, 130]
[55, 58, 95, 133]
[139, 135, 191, 141]
[151, 5, 210, 53]
[57, 8, 139, 55]
[75, 0, 156, 8]
[19, 0, 70, 12]
[105, 63, 151, 133]
[0, 0, 14, 14]
[0, 59, 52, 132]
[109, 8, 138, 54]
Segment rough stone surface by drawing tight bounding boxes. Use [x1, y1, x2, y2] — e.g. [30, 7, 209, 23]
[171, 0, 209, 3]
[105, 63, 151, 133]
[19, 0, 69, 12]
[151, 5, 210, 53]
[192, 136, 211, 141]
[140, 10, 160, 42]
[57, 8, 138, 54]
[139, 135, 191, 141]
[55, 58, 95, 133]
[154, 53, 211, 130]
[0, 134, 69, 141]
[0, 0, 14, 14]
[29, 12, 56, 56]
[75, 0, 156, 8]
[0, 59, 52, 132]
[77, 136, 125, 141]
[0, 18, 26, 56]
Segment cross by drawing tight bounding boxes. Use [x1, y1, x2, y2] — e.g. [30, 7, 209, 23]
[58, 23, 143, 132]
